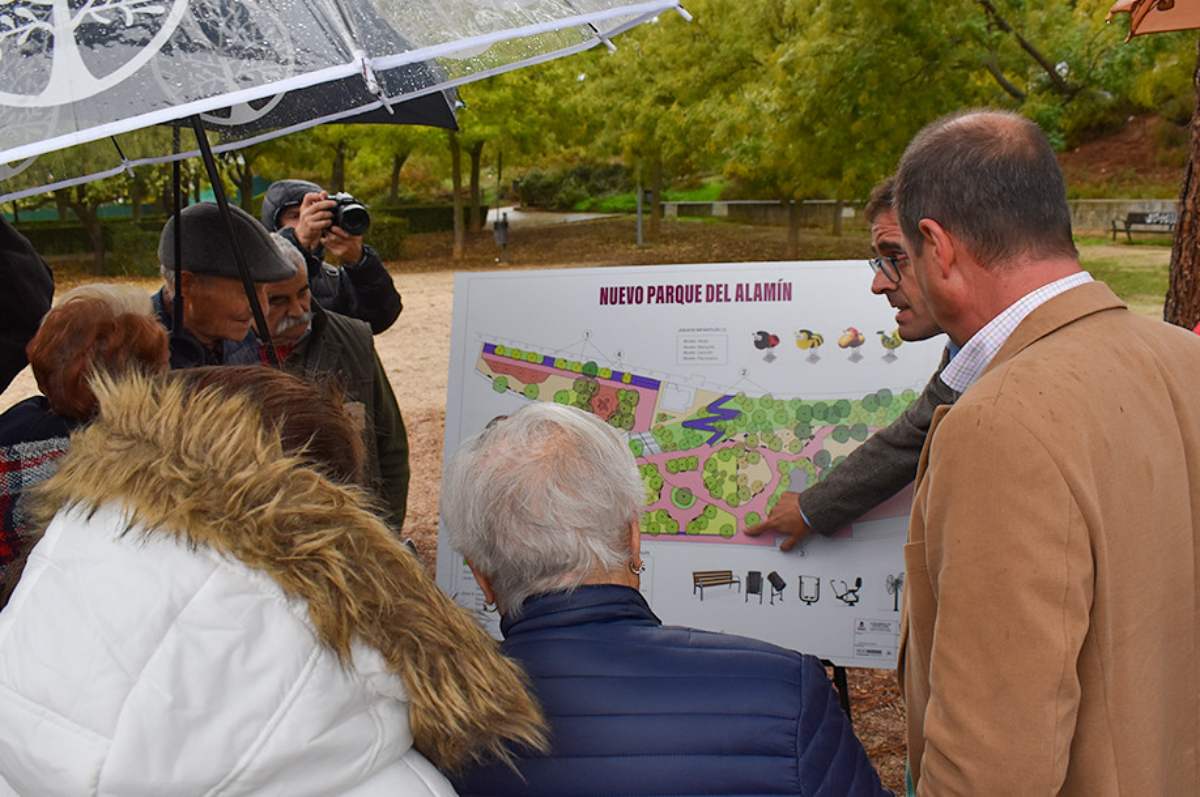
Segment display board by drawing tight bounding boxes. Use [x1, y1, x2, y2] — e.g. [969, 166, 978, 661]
[435, 262, 945, 668]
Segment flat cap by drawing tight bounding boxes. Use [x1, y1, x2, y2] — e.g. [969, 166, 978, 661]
[159, 202, 296, 283]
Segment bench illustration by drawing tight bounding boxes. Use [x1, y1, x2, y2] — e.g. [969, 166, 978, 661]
[692, 570, 741, 601]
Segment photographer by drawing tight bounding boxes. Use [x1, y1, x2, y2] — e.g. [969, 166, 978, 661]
[262, 179, 402, 334]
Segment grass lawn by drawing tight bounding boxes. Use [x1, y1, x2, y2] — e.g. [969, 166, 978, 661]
[572, 178, 727, 213]
[1076, 238, 1171, 318]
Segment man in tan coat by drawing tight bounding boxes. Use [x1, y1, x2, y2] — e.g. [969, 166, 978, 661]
[896, 109, 1200, 794]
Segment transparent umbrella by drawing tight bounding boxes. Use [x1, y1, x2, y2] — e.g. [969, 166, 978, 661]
[0, 0, 688, 198]
[0, 0, 689, 361]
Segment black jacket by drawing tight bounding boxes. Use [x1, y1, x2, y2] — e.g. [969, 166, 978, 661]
[261, 180, 402, 334]
[0, 219, 53, 393]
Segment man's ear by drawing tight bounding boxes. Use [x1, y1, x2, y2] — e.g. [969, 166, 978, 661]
[917, 219, 957, 280]
[629, 519, 642, 569]
[468, 563, 497, 606]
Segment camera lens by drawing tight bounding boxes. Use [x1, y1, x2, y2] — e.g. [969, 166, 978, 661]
[335, 201, 370, 236]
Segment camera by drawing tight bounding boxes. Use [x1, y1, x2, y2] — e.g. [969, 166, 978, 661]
[329, 192, 370, 236]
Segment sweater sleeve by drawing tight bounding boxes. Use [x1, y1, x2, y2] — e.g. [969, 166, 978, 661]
[341, 246, 402, 334]
[795, 655, 891, 795]
[799, 350, 955, 535]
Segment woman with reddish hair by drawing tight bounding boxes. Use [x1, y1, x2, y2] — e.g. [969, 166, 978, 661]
[0, 284, 168, 579]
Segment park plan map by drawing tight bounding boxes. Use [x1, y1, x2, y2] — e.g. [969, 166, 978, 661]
[437, 262, 944, 667]
[477, 341, 918, 545]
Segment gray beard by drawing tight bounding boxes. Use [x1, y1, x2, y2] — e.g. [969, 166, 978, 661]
[275, 311, 313, 338]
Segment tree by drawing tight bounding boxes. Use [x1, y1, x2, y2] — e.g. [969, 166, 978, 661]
[718, 0, 983, 254]
[566, 10, 720, 240]
[61, 180, 122, 273]
[449, 130, 465, 260]
[453, 69, 567, 230]
[1165, 36, 1200, 330]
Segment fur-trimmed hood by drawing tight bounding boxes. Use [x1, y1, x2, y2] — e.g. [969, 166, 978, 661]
[28, 372, 546, 773]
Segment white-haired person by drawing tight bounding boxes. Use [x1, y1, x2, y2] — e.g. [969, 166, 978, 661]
[445, 402, 889, 796]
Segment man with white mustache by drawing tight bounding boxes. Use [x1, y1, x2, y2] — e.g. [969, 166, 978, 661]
[746, 177, 960, 548]
[263, 235, 410, 531]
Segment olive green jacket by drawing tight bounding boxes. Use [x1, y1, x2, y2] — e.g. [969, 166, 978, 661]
[285, 305, 409, 529]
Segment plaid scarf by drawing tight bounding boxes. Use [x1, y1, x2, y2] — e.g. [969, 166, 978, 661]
[1, 436, 69, 570]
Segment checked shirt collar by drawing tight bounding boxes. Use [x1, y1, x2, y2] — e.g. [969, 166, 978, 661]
[940, 271, 1093, 394]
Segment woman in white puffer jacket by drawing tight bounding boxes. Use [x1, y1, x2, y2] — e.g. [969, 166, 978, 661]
[0, 367, 545, 796]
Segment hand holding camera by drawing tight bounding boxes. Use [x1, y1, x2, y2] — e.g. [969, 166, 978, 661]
[295, 191, 370, 263]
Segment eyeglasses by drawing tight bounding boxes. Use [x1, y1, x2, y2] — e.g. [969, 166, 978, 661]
[868, 254, 906, 284]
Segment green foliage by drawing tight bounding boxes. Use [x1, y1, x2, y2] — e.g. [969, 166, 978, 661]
[104, 225, 161, 276]
[516, 163, 632, 210]
[366, 216, 408, 261]
[375, 205, 477, 234]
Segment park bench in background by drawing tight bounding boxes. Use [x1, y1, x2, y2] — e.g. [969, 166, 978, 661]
[693, 570, 741, 601]
[1111, 211, 1177, 242]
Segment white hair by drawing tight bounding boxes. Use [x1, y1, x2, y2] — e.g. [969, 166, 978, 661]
[269, 232, 306, 274]
[159, 262, 189, 301]
[57, 283, 155, 318]
[442, 402, 644, 616]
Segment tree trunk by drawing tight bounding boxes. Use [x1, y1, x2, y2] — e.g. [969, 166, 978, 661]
[192, 173, 201, 203]
[331, 141, 346, 193]
[238, 164, 253, 211]
[10, 201, 18, 225]
[450, 132, 465, 260]
[832, 199, 843, 237]
[982, 53, 1027, 101]
[130, 180, 144, 221]
[1165, 36, 1200, 330]
[468, 140, 485, 232]
[389, 150, 411, 203]
[648, 156, 663, 240]
[70, 187, 105, 274]
[786, 199, 801, 259]
[54, 189, 69, 222]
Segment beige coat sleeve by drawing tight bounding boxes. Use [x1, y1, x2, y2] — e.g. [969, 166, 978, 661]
[916, 403, 1094, 794]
